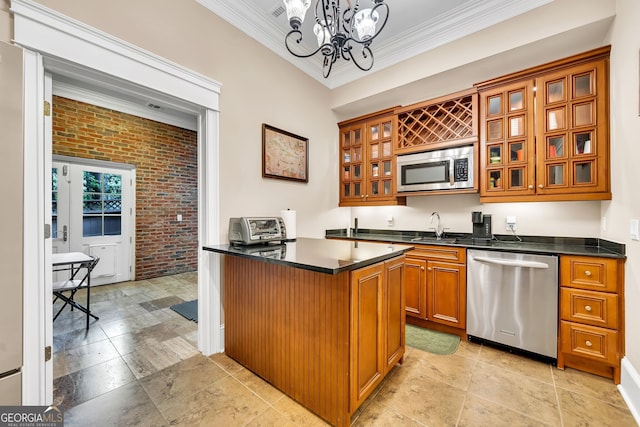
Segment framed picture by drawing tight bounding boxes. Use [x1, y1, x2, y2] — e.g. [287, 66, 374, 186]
[262, 123, 309, 183]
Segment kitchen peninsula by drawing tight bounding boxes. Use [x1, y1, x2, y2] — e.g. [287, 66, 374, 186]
[203, 238, 413, 426]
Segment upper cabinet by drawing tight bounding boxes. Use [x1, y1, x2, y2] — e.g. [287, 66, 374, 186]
[339, 108, 406, 206]
[395, 89, 478, 154]
[476, 46, 611, 203]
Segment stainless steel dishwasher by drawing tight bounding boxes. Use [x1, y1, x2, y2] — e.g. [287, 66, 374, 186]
[467, 249, 558, 360]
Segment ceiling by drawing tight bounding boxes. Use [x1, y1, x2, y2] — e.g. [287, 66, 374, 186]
[196, 0, 553, 89]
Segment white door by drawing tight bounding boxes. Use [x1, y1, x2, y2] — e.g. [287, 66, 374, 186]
[53, 161, 134, 285]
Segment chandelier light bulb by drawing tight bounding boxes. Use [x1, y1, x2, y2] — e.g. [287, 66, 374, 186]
[354, 8, 379, 41]
[283, 0, 311, 29]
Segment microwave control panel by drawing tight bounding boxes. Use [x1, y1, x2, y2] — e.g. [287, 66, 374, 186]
[453, 158, 469, 182]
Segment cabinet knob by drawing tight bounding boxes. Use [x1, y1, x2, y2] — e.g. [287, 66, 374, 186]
[585, 305, 592, 312]
[427, 267, 432, 271]
[538, 184, 544, 189]
[420, 266, 425, 271]
[528, 185, 534, 190]
[584, 270, 592, 277]
[585, 340, 593, 347]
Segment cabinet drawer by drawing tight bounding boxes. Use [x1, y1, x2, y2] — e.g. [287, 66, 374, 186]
[560, 256, 619, 292]
[560, 321, 618, 365]
[408, 246, 465, 263]
[560, 288, 618, 329]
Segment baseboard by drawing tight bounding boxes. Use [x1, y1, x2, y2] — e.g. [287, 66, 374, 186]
[619, 357, 640, 424]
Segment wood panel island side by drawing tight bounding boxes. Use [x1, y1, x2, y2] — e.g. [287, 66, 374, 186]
[203, 238, 412, 426]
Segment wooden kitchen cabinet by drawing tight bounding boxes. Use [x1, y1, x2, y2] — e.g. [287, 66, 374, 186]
[338, 108, 406, 206]
[404, 245, 466, 337]
[476, 46, 611, 202]
[558, 255, 625, 384]
[350, 256, 405, 412]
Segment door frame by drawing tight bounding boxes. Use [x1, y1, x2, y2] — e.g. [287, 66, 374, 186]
[12, 0, 223, 405]
[52, 156, 136, 285]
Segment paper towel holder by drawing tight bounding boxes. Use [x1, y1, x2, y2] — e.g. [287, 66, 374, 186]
[281, 209, 297, 241]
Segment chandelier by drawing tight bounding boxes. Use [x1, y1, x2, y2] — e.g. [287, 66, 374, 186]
[282, 0, 389, 78]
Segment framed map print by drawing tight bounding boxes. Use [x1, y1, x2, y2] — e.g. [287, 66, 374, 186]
[262, 123, 309, 183]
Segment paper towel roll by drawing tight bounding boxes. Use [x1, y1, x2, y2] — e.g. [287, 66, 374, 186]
[281, 209, 296, 240]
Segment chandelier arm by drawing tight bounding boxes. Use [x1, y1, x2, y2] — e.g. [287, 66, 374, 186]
[345, 42, 374, 72]
[284, 29, 326, 59]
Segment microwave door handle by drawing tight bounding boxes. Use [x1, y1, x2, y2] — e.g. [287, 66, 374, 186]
[450, 160, 455, 186]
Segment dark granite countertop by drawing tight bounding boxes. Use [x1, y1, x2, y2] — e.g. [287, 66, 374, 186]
[203, 237, 414, 274]
[325, 228, 626, 259]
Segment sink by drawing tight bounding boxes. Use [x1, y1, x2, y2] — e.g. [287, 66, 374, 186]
[410, 236, 458, 244]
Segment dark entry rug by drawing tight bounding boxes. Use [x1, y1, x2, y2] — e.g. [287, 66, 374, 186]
[170, 299, 198, 322]
[406, 324, 460, 355]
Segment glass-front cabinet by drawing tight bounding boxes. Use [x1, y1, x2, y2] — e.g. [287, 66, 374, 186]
[338, 109, 405, 206]
[479, 80, 536, 197]
[476, 47, 610, 202]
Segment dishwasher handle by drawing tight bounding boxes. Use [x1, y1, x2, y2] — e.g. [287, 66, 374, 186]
[472, 256, 550, 269]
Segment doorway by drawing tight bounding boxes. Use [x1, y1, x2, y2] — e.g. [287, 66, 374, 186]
[52, 159, 134, 285]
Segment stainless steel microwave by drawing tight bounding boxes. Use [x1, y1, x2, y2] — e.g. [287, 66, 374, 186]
[396, 145, 474, 192]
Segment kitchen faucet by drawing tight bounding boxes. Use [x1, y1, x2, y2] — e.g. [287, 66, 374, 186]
[430, 211, 444, 240]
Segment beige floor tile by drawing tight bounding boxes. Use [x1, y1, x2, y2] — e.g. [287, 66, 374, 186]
[271, 394, 331, 426]
[63, 382, 167, 427]
[455, 339, 482, 360]
[400, 348, 477, 391]
[122, 350, 161, 380]
[209, 352, 246, 374]
[352, 399, 425, 426]
[457, 393, 549, 427]
[245, 407, 298, 427]
[557, 387, 638, 427]
[477, 345, 554, 384]
[468, 361, 560, 425]
[161, 375, 269, 426]
[231, 366, 285, 405]
[553, 366, 628, 408]
[53, 339, 120, 379]
[140, 354, 228, 412]
[375, 370, 466, 426]
[99, 312, 162, 338]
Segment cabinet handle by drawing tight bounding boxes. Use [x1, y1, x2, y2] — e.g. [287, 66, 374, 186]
[585, 340, 593, 347]
[528, 185, 533, 190]
[538, 184, 544, 189]
[585, 305, 592, 312]
[585, 270, 592, 277]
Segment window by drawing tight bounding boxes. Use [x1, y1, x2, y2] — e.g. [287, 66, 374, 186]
[83, 171, 122, 237]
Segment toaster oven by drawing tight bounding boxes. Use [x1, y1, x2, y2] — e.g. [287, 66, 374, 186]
[228, 217, 287, 245]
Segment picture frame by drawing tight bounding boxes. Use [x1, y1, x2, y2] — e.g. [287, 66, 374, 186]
[262, 123, 309, 183]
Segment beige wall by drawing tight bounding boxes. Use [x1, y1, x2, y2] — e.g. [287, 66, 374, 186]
[1, 0, 11, 42]
[33, 0, 344, 239]
[608, 0, 640, 370]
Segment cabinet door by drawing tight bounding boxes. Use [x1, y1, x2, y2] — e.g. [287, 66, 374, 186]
[384, 257, 405, 373]
[479, 80, 536, 197]
[404, 256, 427, 319]
[365, 116, 395, 202]
[350, 262, 384, 412]
[340, 123, 365, 203]
[535, 59, 609, 195]
[426, 261, 466, 329]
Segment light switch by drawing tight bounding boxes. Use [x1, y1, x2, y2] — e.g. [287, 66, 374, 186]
[177, 214, 183, 222]
[631, 219, 639, 241]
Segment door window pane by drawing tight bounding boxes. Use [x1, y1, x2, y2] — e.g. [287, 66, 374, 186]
[489, 170, 502, 189]
[509, 91, 523, 111]
[488, 120, 502, 140]
[574, 103, 593, 127]
[489, 146, 501, 164]
[549, 136, 564, 158]
[549, 165, 564, 185]
[370, 124, 379, 141]
[383, 181, 391, 195]
[488, 96, 501, 115]
[510, 169, 523, 188]
[510, 142, 523, 162]
[83, 171, 122, 237]
[371, 181, 378, 195]
[548, 109, 565, 130]
[574, 73, 592, 97]
[370, 144, 379, 159]
[509, 116, 524, 137]
[547, 80, 564, 103]
[575, 162, 593, 184]
[383, 122, 392, 138]
[575, 132, 592, 155]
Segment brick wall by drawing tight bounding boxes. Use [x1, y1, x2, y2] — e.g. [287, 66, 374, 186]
[52, 96, 198, 280]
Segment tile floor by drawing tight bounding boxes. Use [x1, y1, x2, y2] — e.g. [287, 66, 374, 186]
[53, 273, 637, 426]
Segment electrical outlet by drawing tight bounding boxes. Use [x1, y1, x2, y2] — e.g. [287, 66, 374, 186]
[506, 216, 517, 231]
